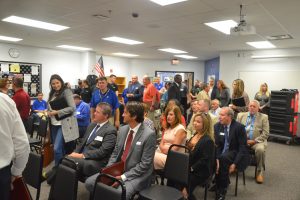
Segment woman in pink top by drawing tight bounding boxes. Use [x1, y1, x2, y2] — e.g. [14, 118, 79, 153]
[154, 105, 187, 170]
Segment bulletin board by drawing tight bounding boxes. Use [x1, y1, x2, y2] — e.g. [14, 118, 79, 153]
[0, 61, 42, 98]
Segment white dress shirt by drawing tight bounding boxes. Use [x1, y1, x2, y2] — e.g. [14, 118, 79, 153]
[0, 93, 30, 176]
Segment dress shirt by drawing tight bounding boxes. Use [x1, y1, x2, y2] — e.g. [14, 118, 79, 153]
[0, 93, 30, 176]
[121, 123, 142, 181]
[86, 120, 108, 142]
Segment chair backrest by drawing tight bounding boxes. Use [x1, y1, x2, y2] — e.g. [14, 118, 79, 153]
[37, 118, 48, 138]
[23, 152, 43, 189]
[93, 173, 126, 200]
[27, 116, 35, 137]
[49, 164, 78, 200]
[164, 144, 190, 186]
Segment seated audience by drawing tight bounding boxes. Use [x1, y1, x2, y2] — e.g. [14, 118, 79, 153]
[66, 102, 117, 177]
[196, 83, 210, 101]
[216, 80, 230, 107]
[85, 101, 156, 200]
[142, 103, 155, 131]
[154, 105, 187, 170]
[254, 83, 270, 115]
[32, 92, 48, 123]
[182, 113, 215, 200]
[237, 100, 269, 184]
[229, 79, 249, 118]
[74, 94, 90, 138]
[210, 99, 221, 117]
[187, 99, 199, 125]
[214, 107, 248, 200]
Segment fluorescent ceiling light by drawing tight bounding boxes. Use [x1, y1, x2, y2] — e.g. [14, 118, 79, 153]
[0, 35, 22, 42]
[175, 55, 198, 59]
[149, 0, 188, 6]
[204, 20, 238, 35]
[251, 55, 295, 59]
[246, 41, 276, 49]
[102, 36, 143, 45]
[158, 48, 187, 54]
[113, 52, 139, 57]
[2, 16, 69, 31]
[57, 45, 92, 51]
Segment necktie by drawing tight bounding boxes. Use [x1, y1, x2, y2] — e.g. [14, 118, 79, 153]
[222, 126, 229, 154]
[87, 125, 100, 144]
[121, 130, 134, 163]
[248, 115, 255, 139]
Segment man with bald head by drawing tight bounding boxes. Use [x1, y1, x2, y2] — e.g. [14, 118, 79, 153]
[127, 75, 143, 102]
[237, 100, 269, 184]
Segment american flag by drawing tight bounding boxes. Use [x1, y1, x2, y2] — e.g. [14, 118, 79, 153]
[94, 56, 105, 77]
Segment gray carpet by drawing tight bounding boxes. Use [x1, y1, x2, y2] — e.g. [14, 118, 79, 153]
[29, 141, 300, 200]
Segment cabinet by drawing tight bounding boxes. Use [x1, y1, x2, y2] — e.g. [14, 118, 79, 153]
[115, 77, 126, 100]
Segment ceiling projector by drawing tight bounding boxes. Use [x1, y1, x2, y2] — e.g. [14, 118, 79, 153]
[230, 5, 256, 35]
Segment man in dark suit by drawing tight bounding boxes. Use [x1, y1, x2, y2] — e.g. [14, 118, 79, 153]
[66, 102, 117, 177]
[85, 101, 156, 199]
[167, 74, 182, 103]
[214, 107, 248, 200]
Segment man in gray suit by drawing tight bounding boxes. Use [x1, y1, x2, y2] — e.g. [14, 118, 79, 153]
[85, 101, 156, 199]
[66, 102, 117, 177]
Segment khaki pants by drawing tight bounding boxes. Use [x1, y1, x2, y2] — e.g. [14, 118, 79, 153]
[251, 142, 266, 172]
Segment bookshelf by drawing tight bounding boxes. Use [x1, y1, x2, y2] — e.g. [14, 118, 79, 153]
[115, 77, 126, 100]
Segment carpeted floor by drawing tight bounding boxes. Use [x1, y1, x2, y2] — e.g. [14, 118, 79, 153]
[30, 141, 300, 200]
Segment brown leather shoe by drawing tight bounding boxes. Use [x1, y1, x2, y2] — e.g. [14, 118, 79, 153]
[256, 174, 264, 184]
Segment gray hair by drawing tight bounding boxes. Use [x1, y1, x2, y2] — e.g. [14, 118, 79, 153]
[250, 99, 260, 107]
[222, 107, 234, 119]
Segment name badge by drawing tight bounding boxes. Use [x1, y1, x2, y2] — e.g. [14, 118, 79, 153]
[136, 141, 142, 145]
[95, 136, 103, 142]
[220, 132, 225, 136]
[76, 111, 80, 115]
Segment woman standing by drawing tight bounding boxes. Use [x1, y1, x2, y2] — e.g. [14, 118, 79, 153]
[216, 80, 230, 107]
[47, 74, 79, 165]
[154, 105, 187, 170]
[230, 79, 249, 117]
[182, 113, 215, 199]
[255, 83, 270, 115]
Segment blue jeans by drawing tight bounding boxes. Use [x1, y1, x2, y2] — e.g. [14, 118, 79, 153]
[51, 125, 65, 166]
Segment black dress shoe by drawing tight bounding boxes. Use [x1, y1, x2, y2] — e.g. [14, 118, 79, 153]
[215, 193, 226, 200]
[216, 188, 227, 200]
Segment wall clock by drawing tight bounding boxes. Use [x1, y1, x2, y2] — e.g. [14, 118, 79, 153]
[8, 48, 21, 58]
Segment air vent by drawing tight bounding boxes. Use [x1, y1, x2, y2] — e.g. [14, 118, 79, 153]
[267, 34, 293, 40]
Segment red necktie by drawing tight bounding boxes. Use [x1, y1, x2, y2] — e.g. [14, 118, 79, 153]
[121, 130, 134, 163]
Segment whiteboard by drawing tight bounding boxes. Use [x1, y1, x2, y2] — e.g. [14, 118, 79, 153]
[238, 71, 300, 112]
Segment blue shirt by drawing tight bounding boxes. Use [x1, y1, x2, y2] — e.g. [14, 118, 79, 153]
[76, 100, 90, 127]
[32, 99, 47, 111]
[122, 88, 129, 104]
[154, 82, 164, 91]
[90, 89, 120, 114]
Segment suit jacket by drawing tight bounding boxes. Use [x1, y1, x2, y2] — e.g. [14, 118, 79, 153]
[75, 122, 117, 165]
[214, 119, 248, 169]
[190, 135, 215, 180]
[127, 82, 143, 102]
[210, 85, 217, 100]
[167, 82, 181, 102]
[107, 123, 156, 191]
[236, 112, 269, 144]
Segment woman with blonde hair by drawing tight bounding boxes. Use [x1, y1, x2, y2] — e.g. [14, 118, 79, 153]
[230, 79, 249, 117]
[154, 105, 187, 170]
[255, 83, 270, 115]
[182, 112, 215, 199]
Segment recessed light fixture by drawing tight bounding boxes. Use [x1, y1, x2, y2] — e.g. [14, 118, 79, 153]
[57, 45, 92, 51]
[0, 35, 22, 42]
[113, 52, 139, 57]
[175, 55, 198, 59]
[158, 48, 187, 54]
[204, 20, 238, 35]
[2, 16, 69, 31]
[246, 41, 276, 49]
[149, 0, 188, 6]
[102, 36, 143, 45]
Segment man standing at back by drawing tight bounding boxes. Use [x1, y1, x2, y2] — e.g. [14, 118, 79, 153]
[0, 93, 30, 200]
[85, 101, 156, 199]
[127, 75, 143, 102]
[168, 74, 182, 103]
[12, 77, 31, 130]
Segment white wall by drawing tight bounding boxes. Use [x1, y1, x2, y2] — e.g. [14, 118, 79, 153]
[220, 48, 300, 104]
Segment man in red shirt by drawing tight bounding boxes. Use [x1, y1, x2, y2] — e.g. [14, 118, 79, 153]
[12, 77, 31, 130]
